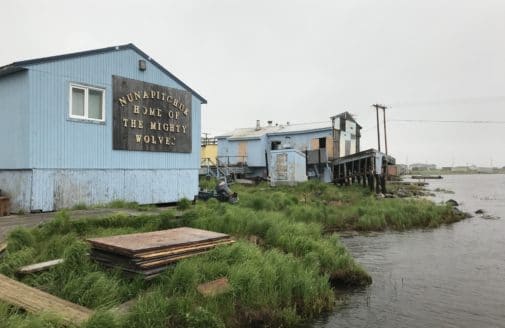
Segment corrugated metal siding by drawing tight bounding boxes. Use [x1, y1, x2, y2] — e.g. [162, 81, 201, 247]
[30, 168, 198, 211]
[26, 48, 201, 170]
[31, 169, 55, 211]
[0, 71, 30, 168]
[0, 170, 32, 212]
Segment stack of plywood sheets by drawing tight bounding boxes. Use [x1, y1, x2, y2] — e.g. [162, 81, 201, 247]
[87, 227, 234, 279]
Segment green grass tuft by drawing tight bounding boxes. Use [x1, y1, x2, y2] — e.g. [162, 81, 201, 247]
[0, 180, 468, 327]
[177, 198, 192, 211]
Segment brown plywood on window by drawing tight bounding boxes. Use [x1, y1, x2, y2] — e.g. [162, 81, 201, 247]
[238, 142, 248, 159]
[326, 136, 334, 159]
[311, 138, 319, 150]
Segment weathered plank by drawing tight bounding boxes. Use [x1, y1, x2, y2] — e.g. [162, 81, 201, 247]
[0, 241, 7, 255]
[0, 274, 93, 324]
[235, 178, 254, 185]
[0, 196, 10, 216]
[17, 259, 64, 275]
[112, 76, 192, 153]
[110, 298, 137, 316]
[87, 227, 230, 256]
[197, 277, 231, 297]
[136, 239, 235, 260]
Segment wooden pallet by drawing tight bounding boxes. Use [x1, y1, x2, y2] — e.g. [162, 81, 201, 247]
[0, 274, 93, 324]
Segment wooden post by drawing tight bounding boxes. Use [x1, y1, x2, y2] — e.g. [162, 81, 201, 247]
[0, 197, 10, 216]
[375, 174, 381, 194]
[373, 104, 381, 152]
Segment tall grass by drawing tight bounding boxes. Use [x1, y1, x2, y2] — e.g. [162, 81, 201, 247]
[0, 301, 69, 328]
[0, 180, 467, 327]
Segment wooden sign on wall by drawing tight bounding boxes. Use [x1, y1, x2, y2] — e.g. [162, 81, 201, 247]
[112, 75, 192, 153]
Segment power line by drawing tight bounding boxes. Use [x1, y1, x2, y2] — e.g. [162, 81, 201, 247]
[391, 96, 505, 108]
[388, 119, 505, 124]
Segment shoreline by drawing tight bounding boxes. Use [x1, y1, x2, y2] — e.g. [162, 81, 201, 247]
[0, 180, 471, 327]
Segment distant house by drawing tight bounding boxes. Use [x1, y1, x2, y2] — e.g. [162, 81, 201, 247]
[216, 112, 361, 182]
[410, 163, 437, 171]
[394, 164, 409, 175]
[475, 167, 493, 174]
[451, 166, 470, 173]
[200, 136, 218, 164]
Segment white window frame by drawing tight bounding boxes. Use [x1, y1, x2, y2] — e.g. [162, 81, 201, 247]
[69, 83, 106, 122]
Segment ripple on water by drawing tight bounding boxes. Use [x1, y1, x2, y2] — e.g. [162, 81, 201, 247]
[313, 174, 505, 328]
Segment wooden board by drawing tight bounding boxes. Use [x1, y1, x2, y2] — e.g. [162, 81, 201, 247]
[112, 75, 192, 153]
[0, 242, 7, 255]
[0, 274, 92, 324]
[136, 250, 211, 268]
[91, 249, 210, 269]
[17, 259, 64, 275]
[87, 227, 230, 256]
[92, 261, 173, 279]
[197, 277, 231, 297]
[135, 239, 235, 260]
[91, 240, 234, 266]
[0, 197, 10, 217]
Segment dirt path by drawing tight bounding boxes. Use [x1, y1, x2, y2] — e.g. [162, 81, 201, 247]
[0, 207, 170, 242]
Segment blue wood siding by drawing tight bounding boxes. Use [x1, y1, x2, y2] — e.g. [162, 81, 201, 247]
[217, 138, 239, 161]
[267, 130, 332, 151]
[218, 130, 332, 170]
[217, 137, 266, 167]
[0, 71, 30, 168]
[246, 137, 267, 166]
[26, 48, 202, 169]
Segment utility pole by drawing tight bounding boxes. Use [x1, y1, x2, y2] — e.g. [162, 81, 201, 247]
[373, 104, 389, 182]
[372, 104, 387, 153]
[382, 105, 388, 156]
[373, 104, 381, 152]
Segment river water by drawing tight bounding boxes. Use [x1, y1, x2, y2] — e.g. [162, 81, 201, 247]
[313, 174, 505, 328]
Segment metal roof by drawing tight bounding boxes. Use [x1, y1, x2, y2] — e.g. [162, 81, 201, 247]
[0, 43, 207, 104]
[331, 111, 362, 128]
[217, 121, 333, 140]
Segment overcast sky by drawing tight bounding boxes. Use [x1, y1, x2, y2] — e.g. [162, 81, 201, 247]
[2, 0, 504, 167]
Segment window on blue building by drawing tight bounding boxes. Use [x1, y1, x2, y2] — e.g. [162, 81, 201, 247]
[70, 84, 105, 122]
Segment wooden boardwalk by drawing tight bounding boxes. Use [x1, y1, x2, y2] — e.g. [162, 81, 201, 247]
[0, 274, 93, 324]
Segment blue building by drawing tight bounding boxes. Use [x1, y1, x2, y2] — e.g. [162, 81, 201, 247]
[0, 44, 206, 212]
[216, 113, 361, 182]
